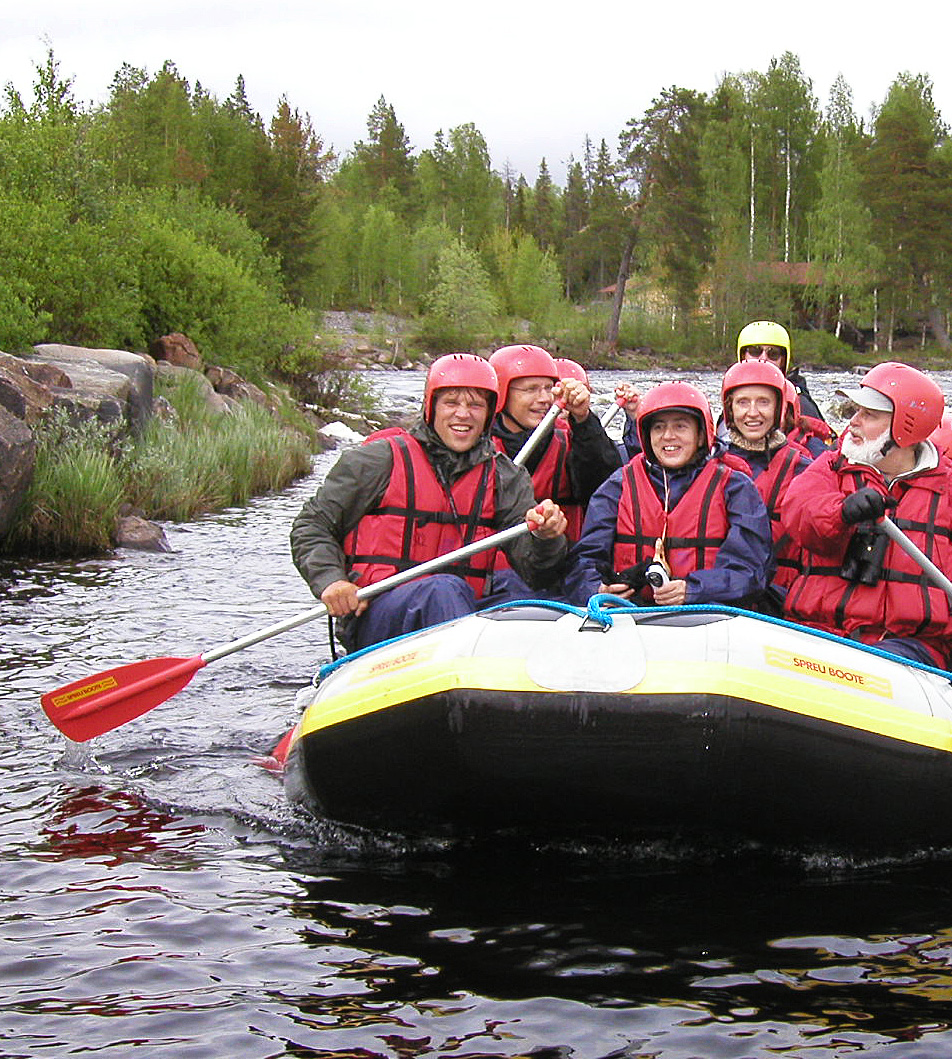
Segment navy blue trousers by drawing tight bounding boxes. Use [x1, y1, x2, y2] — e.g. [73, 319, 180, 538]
[353, 574, 480, 650]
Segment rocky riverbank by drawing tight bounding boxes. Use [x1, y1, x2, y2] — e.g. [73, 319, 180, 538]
[318, 311, 427, 371]
[0, 333, 330, 553]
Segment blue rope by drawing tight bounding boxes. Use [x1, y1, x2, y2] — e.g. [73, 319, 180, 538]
[317, 596, 952, 683]
[577, 594, 952, 681]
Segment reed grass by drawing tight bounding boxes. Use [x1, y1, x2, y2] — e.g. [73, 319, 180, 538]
[6, 411, 126, 555]
[6, 375, 313, 555]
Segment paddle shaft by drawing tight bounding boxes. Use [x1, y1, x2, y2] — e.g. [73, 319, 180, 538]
[600, 401, 624, 430]
[512, 401, 561, 467]
[203, 521, 531, 663]
[880, 515, 952, 602]
[42, 520, 535, 741]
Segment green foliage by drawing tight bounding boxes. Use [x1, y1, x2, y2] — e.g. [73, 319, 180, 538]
[3, 44, 952, 370]
[789, 328, 858, 368]
[420, 242, 499, 350]
[0, 190, 144, 349]
[0, 271, 47, 350]
[488, 230, 565, 328]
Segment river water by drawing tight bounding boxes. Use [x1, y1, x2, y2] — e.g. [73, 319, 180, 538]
[5, 367, 952, 1058]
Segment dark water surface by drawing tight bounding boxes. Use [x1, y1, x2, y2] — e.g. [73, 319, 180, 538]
[5, 369, 952, 1057]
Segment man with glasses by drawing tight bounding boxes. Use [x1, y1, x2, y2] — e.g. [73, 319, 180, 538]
[488, 344, 620, 543]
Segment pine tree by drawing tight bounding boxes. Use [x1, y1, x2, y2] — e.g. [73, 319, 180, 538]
[353, 96, 417, 216]
[860, 73, 952, 349]
[531, 158, 557, 251]
[619, 86, 712, 318]
[561, 159, 589, 299]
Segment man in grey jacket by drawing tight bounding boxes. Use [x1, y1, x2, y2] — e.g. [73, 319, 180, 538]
[291, 353, 567, 651]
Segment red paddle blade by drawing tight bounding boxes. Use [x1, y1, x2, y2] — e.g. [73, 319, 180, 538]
[251, 727, 295, 773]
[41, 655, 206, 742]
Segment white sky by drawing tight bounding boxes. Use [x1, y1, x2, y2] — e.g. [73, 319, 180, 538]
[5, 1, 950, 185]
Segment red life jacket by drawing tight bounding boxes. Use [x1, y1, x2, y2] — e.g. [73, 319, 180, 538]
[494, 420, 583, 537]
[785, 457, 952, 665]
[491, 420, 583, 571]
[343, 431, 499, 597]
[731, 443, 809, 589]
[613, 455, 731, 577]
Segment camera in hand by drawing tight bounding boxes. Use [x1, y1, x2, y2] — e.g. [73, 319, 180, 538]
[645, 562, 670, 588]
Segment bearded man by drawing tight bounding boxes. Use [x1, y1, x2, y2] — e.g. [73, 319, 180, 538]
[780, 362, 952, 667]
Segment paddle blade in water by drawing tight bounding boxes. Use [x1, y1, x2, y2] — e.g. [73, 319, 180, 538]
[41, 655, 206, 742]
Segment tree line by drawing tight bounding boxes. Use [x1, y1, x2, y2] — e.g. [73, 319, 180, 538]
[1, 47, 950, 380]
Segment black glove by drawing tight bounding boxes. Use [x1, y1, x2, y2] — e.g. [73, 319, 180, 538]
[595, 559, 650, 590]
[841, 486, 895, 525]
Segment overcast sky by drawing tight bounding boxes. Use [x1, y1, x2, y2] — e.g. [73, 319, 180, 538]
[6, 1, 950, 184]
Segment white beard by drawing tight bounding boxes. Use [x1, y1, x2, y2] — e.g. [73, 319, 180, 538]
[841, 426, 891, 466]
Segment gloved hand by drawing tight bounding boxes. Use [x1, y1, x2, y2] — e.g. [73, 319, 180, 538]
[841, 486, 895, 525]
[596, 559, 651, 590]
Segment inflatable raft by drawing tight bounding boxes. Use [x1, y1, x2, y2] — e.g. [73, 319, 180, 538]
[281, 598, 952, 851]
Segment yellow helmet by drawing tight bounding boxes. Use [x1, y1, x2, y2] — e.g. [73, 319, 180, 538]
[736, 320, 792, 374]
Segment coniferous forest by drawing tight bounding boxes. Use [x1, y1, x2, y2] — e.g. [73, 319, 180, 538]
[2, 47, 951, 379]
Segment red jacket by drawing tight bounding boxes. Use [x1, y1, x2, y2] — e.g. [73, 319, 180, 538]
[343, 431, 498, 596]
[781, 450, 952, 665]
[731, 442, 811, 590]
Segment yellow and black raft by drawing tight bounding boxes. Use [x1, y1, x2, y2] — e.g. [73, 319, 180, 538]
[281, 598, 952, 852]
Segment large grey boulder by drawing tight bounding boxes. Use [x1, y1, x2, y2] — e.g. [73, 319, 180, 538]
[0, 404, 35, 538]
[26, 345, 154, 436]
[0, 352, 56, 425]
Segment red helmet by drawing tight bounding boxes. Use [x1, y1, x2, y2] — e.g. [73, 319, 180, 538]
[853, 362, 944, 446]
[424, 353, 498, 423]
[554, 358, 590, 390]
[489, 344, 558, 408]
[930, 410, 952, 459]
[636, 381, 715, 459]
[782, 379, 800, 430]
[721, 359, 787, 431]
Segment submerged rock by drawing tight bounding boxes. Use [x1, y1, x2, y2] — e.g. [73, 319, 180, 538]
[115, 513, 172, 553]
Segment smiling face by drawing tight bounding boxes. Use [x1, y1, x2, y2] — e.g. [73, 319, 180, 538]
[729, 384, 778, 443]
[431, 387, 491, 452]
[501, 375, 556, 431]
[648, 411, 704, 469]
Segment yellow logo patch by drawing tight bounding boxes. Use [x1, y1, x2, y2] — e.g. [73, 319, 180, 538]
[764, 647, 893, 699]
[51, 676, 119, 709]
[363, 645, 434, 679]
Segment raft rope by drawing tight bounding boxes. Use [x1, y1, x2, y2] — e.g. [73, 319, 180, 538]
[315, 595, 952, 684]
[579, 593, 952, 682]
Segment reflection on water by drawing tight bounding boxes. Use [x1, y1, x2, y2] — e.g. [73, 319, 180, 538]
[4, 368, 952, 1055]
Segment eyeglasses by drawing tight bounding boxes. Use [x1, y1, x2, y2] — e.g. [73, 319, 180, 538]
[509, 383, 554, 398]
[742, 345, 786, 365]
